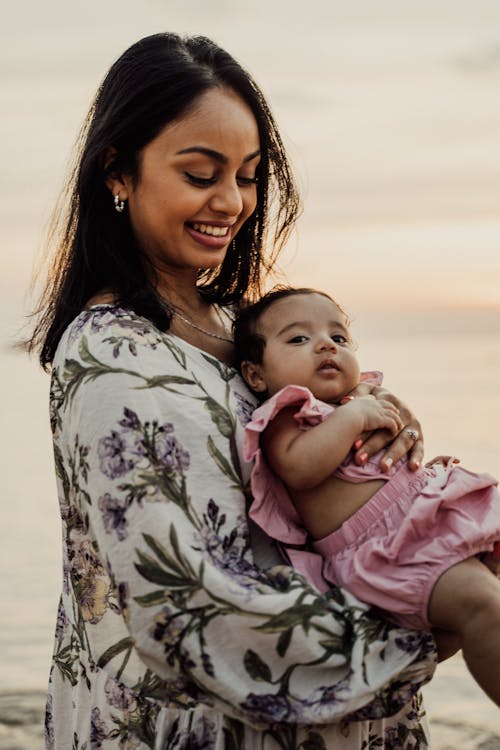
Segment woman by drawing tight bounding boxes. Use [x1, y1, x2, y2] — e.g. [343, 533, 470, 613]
[30, 33, 439, 749]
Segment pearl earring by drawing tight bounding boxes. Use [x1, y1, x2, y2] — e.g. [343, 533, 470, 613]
[114, 194, 125, 213]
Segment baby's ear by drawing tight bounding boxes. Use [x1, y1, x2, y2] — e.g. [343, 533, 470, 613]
[240, 361, 267, 393]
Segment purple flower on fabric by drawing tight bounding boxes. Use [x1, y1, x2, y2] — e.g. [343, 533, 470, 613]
[194, 508, 263, 590]
[55, 603, 68, 642]
[240, 693, 298, 723]
[155, 427, 190, 473]
[90, 707, 109, 749]
[68, 307, 111, 345]
[395, 630, 435, 660]
[119, 408, 141, 430]
[44, 693, 54, 748]
[104, 677, 137, 711]
[98, 430, 137, 478]
[308, 679, 349, 711]
[98, 493, 129, 540]
[234, 391, 256, 426]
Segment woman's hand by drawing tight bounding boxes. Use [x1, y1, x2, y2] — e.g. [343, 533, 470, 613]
[347, 383, 424, 472]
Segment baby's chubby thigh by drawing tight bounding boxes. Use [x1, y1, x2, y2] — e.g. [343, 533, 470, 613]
[427, 555, 500, 634]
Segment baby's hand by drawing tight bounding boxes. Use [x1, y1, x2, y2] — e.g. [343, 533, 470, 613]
[343, 395, 404, 437]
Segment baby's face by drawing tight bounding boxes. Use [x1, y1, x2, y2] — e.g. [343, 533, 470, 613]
[243, 293, 361, 402]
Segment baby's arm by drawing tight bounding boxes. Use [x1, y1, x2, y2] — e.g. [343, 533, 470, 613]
[262, 396, 403, 491]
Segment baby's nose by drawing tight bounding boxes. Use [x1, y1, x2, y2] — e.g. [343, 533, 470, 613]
[317, 335, 336, 351]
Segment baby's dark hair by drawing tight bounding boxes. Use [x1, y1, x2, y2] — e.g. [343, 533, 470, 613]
[233, 285, 349, 371]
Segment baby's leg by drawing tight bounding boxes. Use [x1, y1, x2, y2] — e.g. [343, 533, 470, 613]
[428, 557, 500, 706]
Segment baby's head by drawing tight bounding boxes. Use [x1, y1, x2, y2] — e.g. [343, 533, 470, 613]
[234, 286, 360, 402]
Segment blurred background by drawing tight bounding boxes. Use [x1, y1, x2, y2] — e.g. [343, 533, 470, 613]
[1, 1, 499, 747]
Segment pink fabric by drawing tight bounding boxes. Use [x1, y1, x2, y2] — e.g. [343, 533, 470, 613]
[245, 384, 500, 629]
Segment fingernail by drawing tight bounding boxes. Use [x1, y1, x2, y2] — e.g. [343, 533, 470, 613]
[384, 457, 393, 469]
[354, 439, 363, 449]
[359, 452, 368, 464]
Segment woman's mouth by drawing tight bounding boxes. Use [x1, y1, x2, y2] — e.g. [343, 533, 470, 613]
[185, 222, 233, 249]
[191, 223, 230, 237]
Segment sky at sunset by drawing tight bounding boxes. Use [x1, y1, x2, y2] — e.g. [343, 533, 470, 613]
[1, 0, 500, 328]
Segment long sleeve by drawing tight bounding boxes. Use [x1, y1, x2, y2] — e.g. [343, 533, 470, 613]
[47, 306, 436, 748]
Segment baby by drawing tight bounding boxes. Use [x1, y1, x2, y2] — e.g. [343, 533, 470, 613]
[234, 286, 500, 706]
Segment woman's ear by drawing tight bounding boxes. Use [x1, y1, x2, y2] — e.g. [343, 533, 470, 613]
[240, 361, 268, 393]
[102, 146, 129, 199]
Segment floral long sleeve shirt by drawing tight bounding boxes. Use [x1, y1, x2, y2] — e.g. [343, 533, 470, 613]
[45, 305, 437, 749]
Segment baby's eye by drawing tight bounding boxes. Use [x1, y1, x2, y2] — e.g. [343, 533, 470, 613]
[332, 334, 348, 344]
[287, 335, 308, 344]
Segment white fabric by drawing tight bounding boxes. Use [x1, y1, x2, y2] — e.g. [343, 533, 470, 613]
[45, 305, 436, 749]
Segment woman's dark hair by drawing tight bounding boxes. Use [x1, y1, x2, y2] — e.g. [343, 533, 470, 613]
[233, 286, 347, 371]
[28, 32, 300, 369]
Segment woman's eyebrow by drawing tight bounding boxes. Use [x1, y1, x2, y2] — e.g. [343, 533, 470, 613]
[176, 146, 261, 164]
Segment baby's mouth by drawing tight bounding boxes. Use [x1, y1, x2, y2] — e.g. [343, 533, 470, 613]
[318, 360, 339, 372]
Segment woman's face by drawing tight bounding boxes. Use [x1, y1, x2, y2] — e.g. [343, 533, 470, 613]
[113, 87, 260, 277]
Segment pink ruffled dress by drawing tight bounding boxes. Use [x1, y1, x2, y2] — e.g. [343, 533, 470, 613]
[244, 383, 500, 629]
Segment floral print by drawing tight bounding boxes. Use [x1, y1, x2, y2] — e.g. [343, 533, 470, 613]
[45, 305, 436, 748]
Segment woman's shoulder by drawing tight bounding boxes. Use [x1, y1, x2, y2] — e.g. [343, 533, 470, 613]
[54, 304, 167, 367]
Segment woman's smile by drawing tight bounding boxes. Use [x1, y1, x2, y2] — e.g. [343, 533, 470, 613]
[185, 220, 235, 249]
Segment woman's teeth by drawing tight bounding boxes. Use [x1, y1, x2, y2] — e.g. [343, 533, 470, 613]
[192, 223, 229, 237]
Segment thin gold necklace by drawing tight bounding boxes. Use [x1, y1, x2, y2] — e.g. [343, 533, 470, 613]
[173, 305, 233, 344]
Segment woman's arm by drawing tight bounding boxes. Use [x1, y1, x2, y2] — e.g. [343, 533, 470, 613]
[262, 396, 403, 490]
[55, 309, 436, 728]
[349, 383, 424, 472]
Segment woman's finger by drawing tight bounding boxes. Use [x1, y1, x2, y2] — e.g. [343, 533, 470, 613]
[354, 424, 424, 471]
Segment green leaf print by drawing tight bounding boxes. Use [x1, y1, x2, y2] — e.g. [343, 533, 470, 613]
[244, 649, 273, 683]
[255, 601, 330, 634]
[134, 589, 172, 607]
[97, 636, 135, 668]
[207, 435, 241, 487]
[204, 397, 233, 438]
[138, 374, 196, 389]
[135, 550, 198, 590]
[277, 628, 293, 657]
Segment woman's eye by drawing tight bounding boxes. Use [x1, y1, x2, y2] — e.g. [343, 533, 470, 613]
[237, 175, 259, 186]
[185, 172, 216, 187]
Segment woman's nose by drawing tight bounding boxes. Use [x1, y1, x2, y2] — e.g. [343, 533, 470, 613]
[209, 179, 243, 217]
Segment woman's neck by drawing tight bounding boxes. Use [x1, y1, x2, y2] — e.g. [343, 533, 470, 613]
[155, 275, 235, 365]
